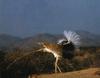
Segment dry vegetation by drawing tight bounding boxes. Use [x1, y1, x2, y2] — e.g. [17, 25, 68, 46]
[0, 47, 100, 78]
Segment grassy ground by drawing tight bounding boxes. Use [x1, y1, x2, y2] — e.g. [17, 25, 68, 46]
[30, 68, 100, 78]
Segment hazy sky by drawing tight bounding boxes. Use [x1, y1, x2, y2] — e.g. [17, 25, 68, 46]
[0, 0, 100, 37]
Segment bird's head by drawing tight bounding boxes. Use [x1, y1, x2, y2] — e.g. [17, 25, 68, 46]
[57, 30, 80, 48]
[57, 38, 68, 45]
[57, 30, 80, 58]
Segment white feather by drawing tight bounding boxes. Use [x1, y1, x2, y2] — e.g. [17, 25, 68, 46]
[57, 38, 66, 44]
[64, 30, 80, 46]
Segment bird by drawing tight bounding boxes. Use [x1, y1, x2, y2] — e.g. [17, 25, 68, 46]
[37, 30, 80, 73]
[7, 30, 80, 73]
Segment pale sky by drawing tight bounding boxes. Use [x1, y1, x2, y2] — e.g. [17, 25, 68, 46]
[0, 0, 100, 37]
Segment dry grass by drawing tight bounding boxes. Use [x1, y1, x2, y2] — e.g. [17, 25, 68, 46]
[30, 68, 100, 78]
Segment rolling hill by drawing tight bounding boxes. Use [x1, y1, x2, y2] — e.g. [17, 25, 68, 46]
[14, 30, 100, 50]
[76, 31, 100, 47]
[0, 34, 22, 49]
[0, 30, 100, 50]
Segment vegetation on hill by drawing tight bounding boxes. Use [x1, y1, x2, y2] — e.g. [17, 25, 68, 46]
[0, 46, 100, 78]
[0, 32, 100, 78]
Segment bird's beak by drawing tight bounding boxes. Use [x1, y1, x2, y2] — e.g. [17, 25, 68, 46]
[57, 42, 61, 45]
[63, 41, 70, 45]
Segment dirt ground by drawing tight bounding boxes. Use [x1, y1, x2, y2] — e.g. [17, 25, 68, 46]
[29, 68, 100, 78]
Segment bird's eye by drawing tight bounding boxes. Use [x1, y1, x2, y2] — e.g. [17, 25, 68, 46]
[57, 39, 69, 45]
[63, 40, 68, 43]
[62, 40, 68, 45]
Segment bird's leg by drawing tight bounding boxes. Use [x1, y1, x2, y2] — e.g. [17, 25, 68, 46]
[55, 57, 62, 73]
[57, 64, 62, 73]
[55, 57, 58, 73]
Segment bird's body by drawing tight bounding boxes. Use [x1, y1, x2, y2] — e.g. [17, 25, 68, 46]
[38, 30, 80, 73]
[7, 30, 81, 73]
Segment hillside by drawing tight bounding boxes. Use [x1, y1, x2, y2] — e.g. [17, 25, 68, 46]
[14, 31, 100, 50]
[14, 33, 57, 50]
[0, 31, 100, 78]
[77, 31, 100, 47]
[0, 34, 22, 49]
[0, 31, 100, 50]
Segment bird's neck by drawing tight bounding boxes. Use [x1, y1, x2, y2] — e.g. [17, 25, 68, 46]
[43, 47, 61, 58]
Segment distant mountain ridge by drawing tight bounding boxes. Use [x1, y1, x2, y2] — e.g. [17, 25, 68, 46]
[76, 30, 100, 47]
[0, 34, 22, 48]
[0, 31, 100, 50]
[14, 33, 57, 50]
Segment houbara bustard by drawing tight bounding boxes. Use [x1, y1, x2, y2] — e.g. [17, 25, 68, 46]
[7, 30, 80, 73]
[37, 30, 80, 73]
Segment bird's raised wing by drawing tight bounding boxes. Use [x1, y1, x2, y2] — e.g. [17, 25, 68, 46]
[64, 30, 80, 46]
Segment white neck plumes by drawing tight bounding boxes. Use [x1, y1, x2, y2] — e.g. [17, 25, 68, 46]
[43, 47, 60, 58]
[38, 42, 62, 58]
